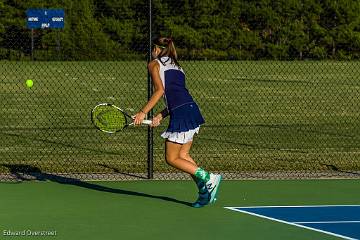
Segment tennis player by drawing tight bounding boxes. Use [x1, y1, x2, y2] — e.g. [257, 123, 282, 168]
[133, 36, 222, 207]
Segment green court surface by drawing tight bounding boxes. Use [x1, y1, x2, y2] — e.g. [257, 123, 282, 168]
[1, 179, 359, 240]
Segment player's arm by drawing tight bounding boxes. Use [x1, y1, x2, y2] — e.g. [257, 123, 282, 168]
[141, 60, 164, 113]
[150, 108, 168, 127]
[133, 60, 164, 125]
[154, 108, 169, 120]
[159, 108, 169, 118]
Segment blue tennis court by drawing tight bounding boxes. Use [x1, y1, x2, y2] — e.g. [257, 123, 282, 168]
[225, 205, 360, 240]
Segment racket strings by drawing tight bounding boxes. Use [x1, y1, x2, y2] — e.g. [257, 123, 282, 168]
[93, 106, 126, 132]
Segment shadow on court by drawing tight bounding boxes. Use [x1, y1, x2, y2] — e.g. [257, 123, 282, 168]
[1, 131, 122, 156]
[1, 164, 192, 207]
[323, 164, 360, 177]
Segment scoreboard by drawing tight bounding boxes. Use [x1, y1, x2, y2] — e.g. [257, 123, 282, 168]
[26, 9, 65, 29]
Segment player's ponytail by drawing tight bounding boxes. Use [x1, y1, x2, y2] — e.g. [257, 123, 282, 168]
[153, 37, 180, 68]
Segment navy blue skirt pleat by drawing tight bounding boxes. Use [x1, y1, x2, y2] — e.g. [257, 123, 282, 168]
[166, 103, 205, 132]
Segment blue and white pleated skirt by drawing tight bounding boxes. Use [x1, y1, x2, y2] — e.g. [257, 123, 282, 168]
[161, 102, 205, 144]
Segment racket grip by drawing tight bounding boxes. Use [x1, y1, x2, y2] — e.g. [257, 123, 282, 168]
[142, 119, 152, 125]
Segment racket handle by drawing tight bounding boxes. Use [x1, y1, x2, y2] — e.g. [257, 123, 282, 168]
[142, 119, 152, 125]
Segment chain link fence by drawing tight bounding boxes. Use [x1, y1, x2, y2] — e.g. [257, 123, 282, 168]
[1, 0, 359, 181]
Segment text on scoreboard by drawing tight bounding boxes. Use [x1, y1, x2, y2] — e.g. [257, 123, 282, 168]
[26, 9, 65, 29]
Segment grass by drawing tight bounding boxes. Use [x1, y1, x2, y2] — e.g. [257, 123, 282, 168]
[0, 61, 359, 178]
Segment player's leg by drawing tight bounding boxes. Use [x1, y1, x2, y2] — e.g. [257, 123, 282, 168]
[165, 140, 222, 205]
[165, 140, 198, 174]
[179, 141, 222, 204]
[178, 141, 206, 192]
[179, 141, 195, 165]
[179, 141, 209, 207]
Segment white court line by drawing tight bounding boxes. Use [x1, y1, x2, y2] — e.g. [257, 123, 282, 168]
[225, 206, 358, 240]
[294, 221, 360, 224]
[226, 204, 360, 209]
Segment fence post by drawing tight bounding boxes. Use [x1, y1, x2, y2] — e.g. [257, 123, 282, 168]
[147, 0, 154, 179]
[31, 29, 34, 60]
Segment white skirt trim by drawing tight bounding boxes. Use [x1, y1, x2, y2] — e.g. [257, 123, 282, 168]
[161, 127, 200, 144]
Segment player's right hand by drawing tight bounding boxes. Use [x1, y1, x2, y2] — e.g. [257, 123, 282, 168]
[133, 111, 146, 126]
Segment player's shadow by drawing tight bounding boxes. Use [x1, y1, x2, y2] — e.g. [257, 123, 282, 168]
[323, 164, 360, 176]
[1, 164, 192, 207]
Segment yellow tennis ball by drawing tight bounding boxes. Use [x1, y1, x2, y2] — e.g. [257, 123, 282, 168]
[25, 79, 33, 88]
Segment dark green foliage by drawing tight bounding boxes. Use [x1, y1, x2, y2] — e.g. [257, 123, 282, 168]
[1, 0, 360, 60]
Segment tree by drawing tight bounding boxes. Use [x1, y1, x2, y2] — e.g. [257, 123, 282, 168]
[1, 0, 360, 60]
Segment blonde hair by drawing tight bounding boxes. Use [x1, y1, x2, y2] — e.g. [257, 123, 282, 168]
[153, 37, 180, 67]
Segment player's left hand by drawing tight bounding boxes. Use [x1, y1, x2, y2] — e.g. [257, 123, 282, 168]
[151, 114, 162, 127]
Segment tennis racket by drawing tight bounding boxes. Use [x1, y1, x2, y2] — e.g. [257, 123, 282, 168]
[91, 103, 152, 133]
